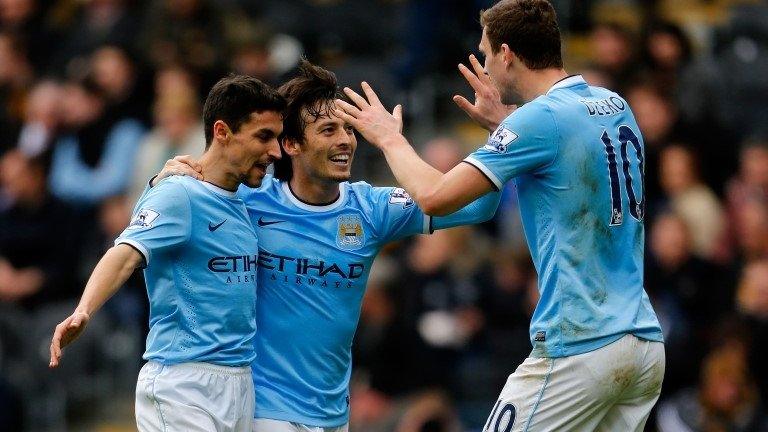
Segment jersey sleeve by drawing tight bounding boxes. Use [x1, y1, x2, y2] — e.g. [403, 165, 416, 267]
[115, 180, 192, 266]
[372, 186, 430, 241]
[431, 190, 501, 231]
[464, 102, 559, 190]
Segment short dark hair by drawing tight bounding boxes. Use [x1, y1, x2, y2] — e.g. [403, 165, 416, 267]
[273, 60, 341, 181]
[202, 75, 286, 149]
[480, 0, 563, 70]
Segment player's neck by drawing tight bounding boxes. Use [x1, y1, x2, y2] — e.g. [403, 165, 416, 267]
[198, 150, 240, 192]
[288, 172, 340, 205]
[520, 68, 569, 102]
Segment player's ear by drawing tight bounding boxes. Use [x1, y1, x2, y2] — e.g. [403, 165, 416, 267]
[501, 44, 515, 69]
[282, 137, 301, 156]
[213, 120, 231, 144]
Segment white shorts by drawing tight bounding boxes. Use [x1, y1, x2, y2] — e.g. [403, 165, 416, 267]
[136, 361, 254, 432]
[484, 334, 665, 432]
[252, 418, 348, 432]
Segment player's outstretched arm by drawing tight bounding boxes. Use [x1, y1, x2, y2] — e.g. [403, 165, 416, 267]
[453, 54, 517, 132]
[335, 84, 494, 216]
[431, 188, 502, 231]
[148, 155, 203, 187]
[49, 244, 144, 367]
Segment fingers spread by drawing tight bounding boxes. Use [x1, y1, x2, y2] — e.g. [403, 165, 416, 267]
[458, 63, 484, 93]
[334, 109, 360, 129]
[469, 54, 490, 85]
[453, 95, 475, 115]
[361, 82, 382, 108]
[335, 99, 362, 117]
[343, 87, 370, 109]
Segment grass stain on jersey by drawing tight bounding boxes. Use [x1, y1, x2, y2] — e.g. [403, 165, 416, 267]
[592, 287, 608, 306]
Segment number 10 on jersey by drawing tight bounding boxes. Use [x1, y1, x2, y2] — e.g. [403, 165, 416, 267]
[601, 125, 645, 226]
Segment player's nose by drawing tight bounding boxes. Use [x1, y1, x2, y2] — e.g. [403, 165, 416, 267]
[266, 138, 282, 160]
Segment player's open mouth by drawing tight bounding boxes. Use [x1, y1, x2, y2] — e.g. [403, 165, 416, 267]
[329, 154, 351, 167]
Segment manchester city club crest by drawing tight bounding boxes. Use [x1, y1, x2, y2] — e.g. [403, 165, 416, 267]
[336, 214, 365, 250]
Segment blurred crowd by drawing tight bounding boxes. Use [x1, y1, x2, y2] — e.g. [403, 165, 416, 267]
[1, 0, 768, 431]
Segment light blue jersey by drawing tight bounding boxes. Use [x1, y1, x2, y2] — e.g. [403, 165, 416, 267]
[464, 75, 663, 359]
[237, 176, 499, 427]
[116, 176, 259, 366]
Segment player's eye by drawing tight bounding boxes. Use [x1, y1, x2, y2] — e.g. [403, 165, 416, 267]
[256, 132, 272, 142]
[345, 125, 354, 134]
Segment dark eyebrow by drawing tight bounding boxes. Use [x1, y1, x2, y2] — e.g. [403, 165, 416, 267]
[316, 120, 338, 130]
[254, 129, 276, 138]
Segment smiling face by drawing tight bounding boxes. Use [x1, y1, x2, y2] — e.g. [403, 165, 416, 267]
[286, 100, 357, 183]
[223, 110, 283, 188]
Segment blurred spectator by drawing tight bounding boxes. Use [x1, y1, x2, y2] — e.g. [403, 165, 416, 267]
[353, 255, 434, 409]
[626, 81, 694, 203]
[0, 0, 57, 72]
[0, 150, 79, 309]
[457, 249, 535, 424]
[726, 139, 768, 224]
[352, 256, 464, 432]
[579, 67, 611, 88]
[140, 0, 224, 82]
[50, 0, 140, 73]
[646, 212, 734, 394]
[90, 44, 153, 125]
[154, 63, 200, 98]
[48, 76, 145, 206]
[589, 23, 638, 93]
[737, 260, 768, 321]
[736, 260, 768, 399]
[659, 145, 725, 260]
[657, 342, 768, 432]
[229, 37, 276, 84]
[732, 199, 768, 264]
[0, 31, 33, 152]
[719, 140, 768, 262]
[15, 79, 63, 157]
[708, 4, 768, 141]
[128, 88, 204, 203]
[640, 21, 693, 95]
[625, 82, 679, 150]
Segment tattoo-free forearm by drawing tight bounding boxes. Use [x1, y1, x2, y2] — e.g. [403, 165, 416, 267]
[379, 135, 447, 210]
[74, 244, 144, 316]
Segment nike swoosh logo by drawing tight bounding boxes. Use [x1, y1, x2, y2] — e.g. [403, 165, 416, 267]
[257, 217, 284, 227]
[208, 219, 227, 231]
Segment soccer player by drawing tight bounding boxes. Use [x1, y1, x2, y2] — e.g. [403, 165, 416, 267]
[49, 75, 285, 432]
[335, 0, 665, 430]
[153, 60, 501, 432]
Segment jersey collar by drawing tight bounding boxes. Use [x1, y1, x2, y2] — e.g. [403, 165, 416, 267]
[546, 74, 586, 95]
[201, 180, 238, 197]
[281, 181, 347, 212]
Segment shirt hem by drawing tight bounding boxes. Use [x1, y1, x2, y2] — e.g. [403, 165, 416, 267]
[253, 408, 349, 428]
[529, 330, 663, 358]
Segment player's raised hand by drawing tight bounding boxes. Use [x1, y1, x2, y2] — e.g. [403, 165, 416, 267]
[335, 82, 403, 149]
[49, 311, 90, 368]
[151, 155, 203, 186]
[453, 54, 517, 132]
